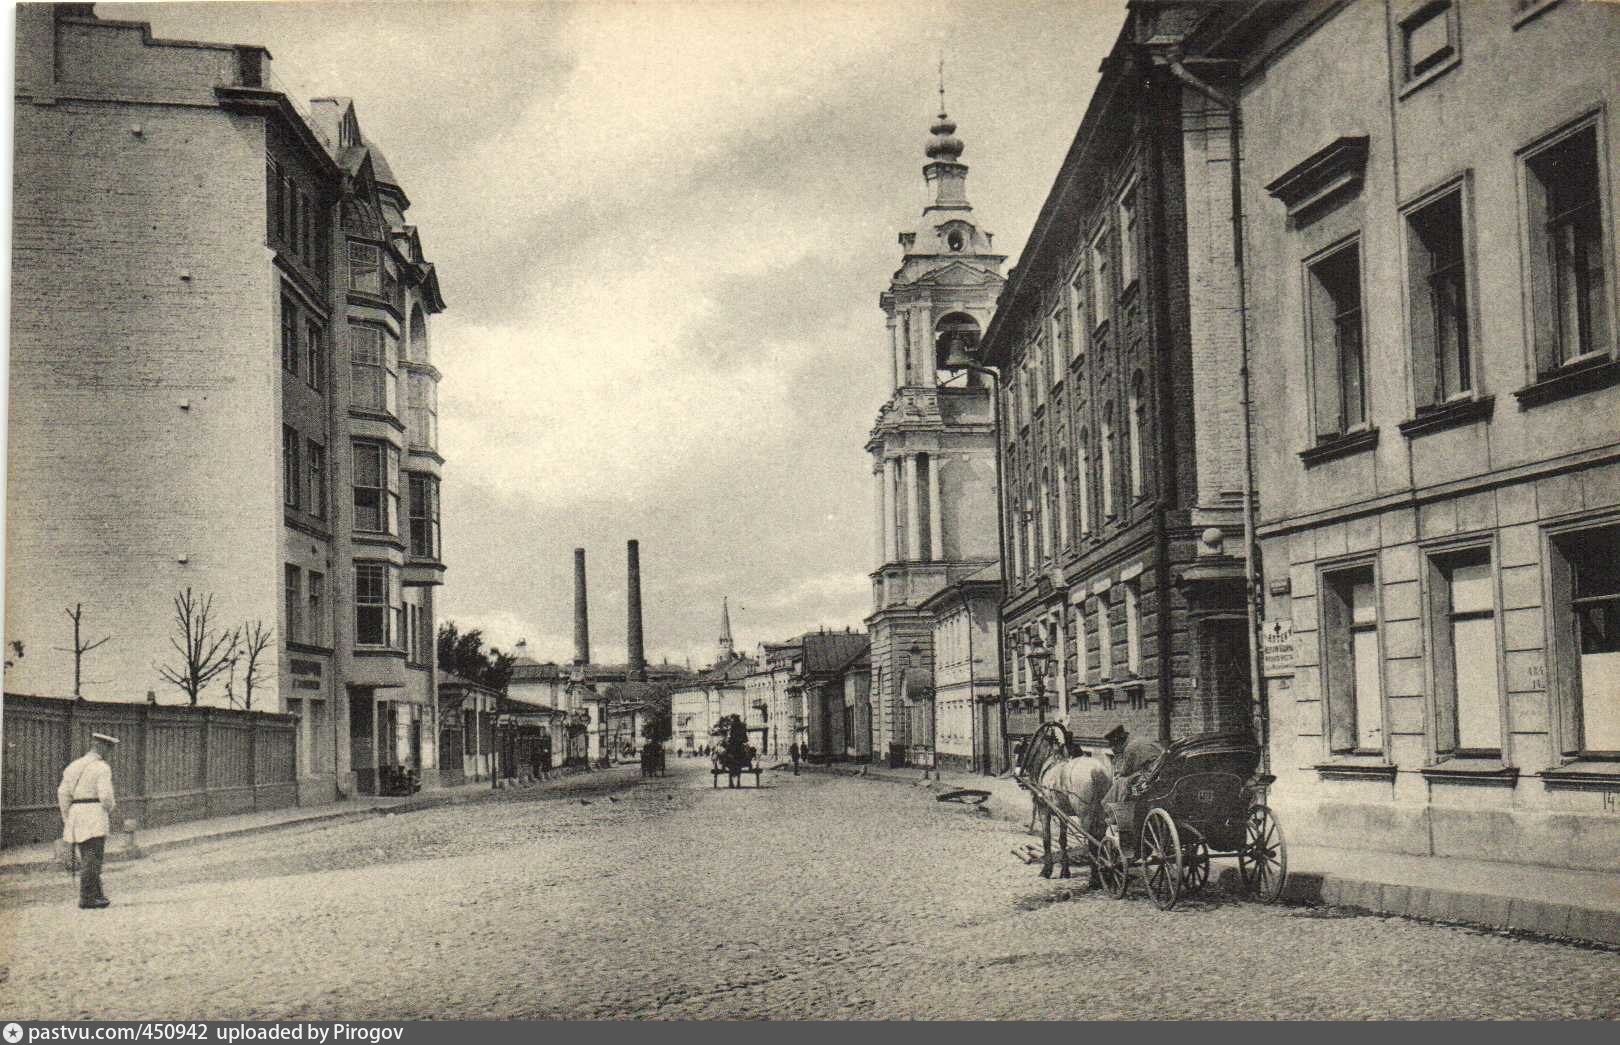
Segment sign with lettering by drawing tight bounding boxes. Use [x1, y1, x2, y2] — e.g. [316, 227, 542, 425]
[1261, 618, 1296, 678]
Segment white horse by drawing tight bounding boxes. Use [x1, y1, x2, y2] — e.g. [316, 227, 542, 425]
[1021, 724, 1115, 880]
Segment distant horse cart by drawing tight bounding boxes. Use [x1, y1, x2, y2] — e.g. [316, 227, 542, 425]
[710, 714, 763, 788]
[1016, 722, 1287, 910]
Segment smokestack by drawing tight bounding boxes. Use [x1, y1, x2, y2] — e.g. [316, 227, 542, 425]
[627, 539, 646, 682]
[573, 547, 590, 665]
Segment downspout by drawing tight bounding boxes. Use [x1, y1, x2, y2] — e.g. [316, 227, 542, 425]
[1159, 52, 1266, 761]
[969, 363, 1009, 774]
[1140, 57, 1177, 751]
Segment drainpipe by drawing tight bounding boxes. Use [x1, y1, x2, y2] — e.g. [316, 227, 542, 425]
[1157, 50, 1266, 761]
[965, 363, 1008, 773]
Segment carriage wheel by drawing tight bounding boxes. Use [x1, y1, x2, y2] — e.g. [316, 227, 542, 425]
[1238, 804, 1288, 904]
[1098, 830, 1129, 899]
[1139, 808, 1183, 911]
[1180, 832, 1211, 896]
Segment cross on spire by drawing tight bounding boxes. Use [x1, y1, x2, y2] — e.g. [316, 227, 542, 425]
[938, 55, 946, 114]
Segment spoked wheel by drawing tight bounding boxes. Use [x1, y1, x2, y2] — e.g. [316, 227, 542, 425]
[1180, 828, 1211, 895]
[1139, 808, 1183, 911]
[1238, 804, 1288, 903]
[1096, 830, 1129, 899]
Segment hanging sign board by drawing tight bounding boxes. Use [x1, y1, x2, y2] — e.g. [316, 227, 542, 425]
[1261, 618, 1296, 677]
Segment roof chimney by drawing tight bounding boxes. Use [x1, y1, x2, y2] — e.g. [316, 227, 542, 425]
[627, 539, 646, 682]
[573, 547, 590, 665]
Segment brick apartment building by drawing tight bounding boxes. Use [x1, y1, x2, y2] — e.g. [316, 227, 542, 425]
[7, 5, 447, 799]
[977, 3, 1254, 757]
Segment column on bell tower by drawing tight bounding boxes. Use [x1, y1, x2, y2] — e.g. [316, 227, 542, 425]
[903, 454, 922, 561]
[928, 454, 944, 560]
[883, 456, 899, 563]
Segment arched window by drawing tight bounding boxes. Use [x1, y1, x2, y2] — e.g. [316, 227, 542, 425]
[1129, 371, 1146, 499]
[934, 312, 982, 373]
[1023, 491, 1036, 577]
[1056, 457, 1071, 549]
[1039, 470, 1053, 562]
[409, 306, 428, 365]
[1102, 405, 1116, 519]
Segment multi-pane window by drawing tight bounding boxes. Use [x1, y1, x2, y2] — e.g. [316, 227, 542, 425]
[1124, 580, 1141, 675]
[1089, 226, 1110, 323]
[1095, 596, 1113, 681]
[349, 242, 382, 296]
[1427, 551, 1501, 754]
[281, 296, 298, 376]
[408, 374, 438, 452]
[352, 439, 400, 535]
[1039, 471, 1054, 562]
[1308, 243, 1367, 438]
[1407, 190, 1472, 405]
[1550, 525, 1620, 755]
[1525, 124, 1611, 373]
[267, 161, 282, 243]
[1118, 183, 1139, 290]
[282, 426, 300, 509]
[354, 563, 390, 647]
[1048, 308, 1067, 381]
[1022, 495, 1035, 577]
[1323, 566, 1383, 754]
[1069, 270, 1089, 361]
[306, 440, 327, 520]
[307, 571, 325, 648]
[409, 474, 441, 560]
[1056, 458, 1071, 549]
[350, 325, 398, 415]
[306, 322, 326, 392]
[1076, 432, 1091, 536]
[1101, 406, 1116, 518]
[284, 565, 302, 645]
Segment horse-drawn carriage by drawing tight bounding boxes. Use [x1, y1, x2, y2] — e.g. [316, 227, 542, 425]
[1016, 722, 1287, 911]
[710, 713, 763, 788]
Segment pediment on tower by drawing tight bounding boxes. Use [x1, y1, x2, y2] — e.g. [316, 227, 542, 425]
[910, 259, 1005, 289]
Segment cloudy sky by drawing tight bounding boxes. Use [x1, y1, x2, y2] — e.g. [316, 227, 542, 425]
[103, 0, 1121, 667]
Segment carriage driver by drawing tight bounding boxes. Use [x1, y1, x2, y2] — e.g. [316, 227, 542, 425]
[1104, 724, 1164, 806]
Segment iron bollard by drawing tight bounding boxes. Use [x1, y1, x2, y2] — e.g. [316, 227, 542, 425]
[121, 817, 142, 859]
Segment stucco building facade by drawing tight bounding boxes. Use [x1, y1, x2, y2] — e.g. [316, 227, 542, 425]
[865, 108, 1004, 769]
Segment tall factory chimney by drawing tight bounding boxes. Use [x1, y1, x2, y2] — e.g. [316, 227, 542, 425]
[627, 539, 646, 681]
[573, 547, 590, 666]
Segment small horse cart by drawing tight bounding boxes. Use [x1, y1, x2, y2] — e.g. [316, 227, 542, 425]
[1017, 722, 1287, 911]
[710, 713, 763, 788]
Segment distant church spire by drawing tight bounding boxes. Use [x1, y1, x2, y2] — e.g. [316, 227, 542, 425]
[717, 597, 734, 662]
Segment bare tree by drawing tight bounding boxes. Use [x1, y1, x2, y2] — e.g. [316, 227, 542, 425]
[156, 588, 240, 706]
[54, 603, 111, 698]
[237, 620, 275, 711]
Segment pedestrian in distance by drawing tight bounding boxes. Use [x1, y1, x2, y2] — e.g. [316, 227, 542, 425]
[57, 732, 119, 909]
[791, 740, 800, 775]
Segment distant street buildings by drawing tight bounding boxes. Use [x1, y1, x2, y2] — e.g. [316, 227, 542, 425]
[8, 5, 447, 803]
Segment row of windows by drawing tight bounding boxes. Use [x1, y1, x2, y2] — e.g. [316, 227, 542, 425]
[283, 565, 327, 648]
[1318, 524, 1618, 761]
[1006, 375, 1149, 578]
[1307, 119, 1611, 443]
[349, 437, 442, 559]
[267, 160, 325, 274]
[1010, 580, 1144, 698]
[280, 295, 326, 390]
[282, 426, 327, 520]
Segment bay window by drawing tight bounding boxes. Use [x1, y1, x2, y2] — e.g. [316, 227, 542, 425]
[352, 439, 400, 535]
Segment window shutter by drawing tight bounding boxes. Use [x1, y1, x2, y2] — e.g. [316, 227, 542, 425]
[1546, 540, 1581, 754]
[1406, 219, 1438, 408]
[1310, 269, 1345, 438]
[1322, 578, 1356, 753]
[1427, 558, 1459, 754]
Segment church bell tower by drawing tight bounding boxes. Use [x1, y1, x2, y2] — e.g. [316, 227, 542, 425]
[863, 96, 1005, 767]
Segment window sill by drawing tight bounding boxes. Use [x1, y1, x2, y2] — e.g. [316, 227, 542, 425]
[1513, 355, 1620, 409]
[1512, 0, 1562, 30]
[1298, 427, 1379, 468]
[286, 640, 333, 656]
[1540, 761, 1620, 790]
[1397, 394, 1494, 438]
[1314, 760, 1397, 781]
[353, 646, 406, 659]
[1398, 52, 1460, 100]
[1420, 758, 1518, 785]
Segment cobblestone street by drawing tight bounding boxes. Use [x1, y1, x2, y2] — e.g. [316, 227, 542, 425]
[1, 761, 1615, 1020]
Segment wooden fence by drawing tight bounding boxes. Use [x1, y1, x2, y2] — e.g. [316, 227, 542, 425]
[1, 693, 297, 847]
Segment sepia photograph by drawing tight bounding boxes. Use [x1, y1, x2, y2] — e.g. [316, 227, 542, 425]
[1, 0, 1618, 1024]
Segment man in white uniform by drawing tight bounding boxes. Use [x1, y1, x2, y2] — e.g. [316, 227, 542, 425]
[57, 732, 119, 909]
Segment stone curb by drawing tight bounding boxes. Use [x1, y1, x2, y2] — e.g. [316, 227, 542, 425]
[806, 763, 1620, 949]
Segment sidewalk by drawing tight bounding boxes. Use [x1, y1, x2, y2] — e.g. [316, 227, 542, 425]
[0, 764, 608, 875]
[799, 760, 1620, 947]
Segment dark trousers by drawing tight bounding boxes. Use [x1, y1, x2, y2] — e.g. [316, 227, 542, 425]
[78, 835, 107, 903]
